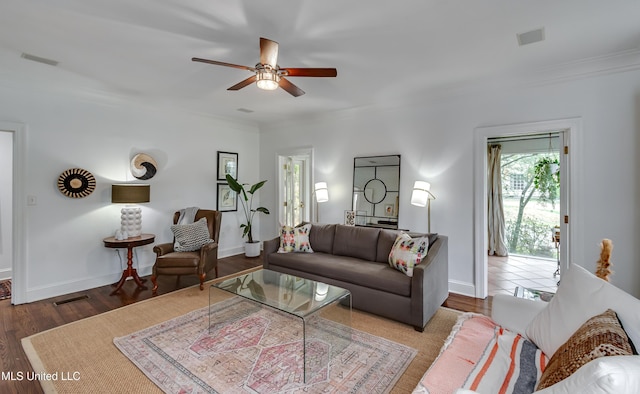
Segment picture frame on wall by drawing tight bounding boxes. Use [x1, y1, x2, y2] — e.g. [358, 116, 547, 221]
[344, 210, 356, 226]
[217, 151, 238, 181]
[217, 183, 237, 212]
[384, 204, 394, 216]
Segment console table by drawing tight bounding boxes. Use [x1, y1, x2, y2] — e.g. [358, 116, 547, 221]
[103, 233, 155, 295]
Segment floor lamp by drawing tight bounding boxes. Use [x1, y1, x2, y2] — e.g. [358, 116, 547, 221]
[314, 182, 329, 222]
[411, 181, 435, 233]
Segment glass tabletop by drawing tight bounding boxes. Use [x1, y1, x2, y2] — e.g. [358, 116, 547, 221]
[213, 269, 350, 319]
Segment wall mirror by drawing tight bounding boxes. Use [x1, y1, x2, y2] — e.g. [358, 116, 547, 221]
[352, 154, 400, 229]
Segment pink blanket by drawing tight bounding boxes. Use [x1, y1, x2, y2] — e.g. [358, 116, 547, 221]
[414, 313, 546, 394]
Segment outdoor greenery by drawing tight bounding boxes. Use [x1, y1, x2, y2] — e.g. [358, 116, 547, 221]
[501, 153, 560, 258]
[533, 156, 560, 206]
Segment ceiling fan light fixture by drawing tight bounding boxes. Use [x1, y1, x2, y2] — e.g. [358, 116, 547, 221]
[256, 69, 280, 90]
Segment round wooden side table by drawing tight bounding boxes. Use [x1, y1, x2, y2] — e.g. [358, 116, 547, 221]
[103, 233, 155, 295]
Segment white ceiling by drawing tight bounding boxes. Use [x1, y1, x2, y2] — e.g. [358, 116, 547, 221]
[1, 0, 640, 125]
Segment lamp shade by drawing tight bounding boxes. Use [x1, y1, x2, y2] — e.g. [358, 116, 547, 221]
[315, 182, 329, 203]
[111, 184, 150, 203]
[411, 181, 432, 207]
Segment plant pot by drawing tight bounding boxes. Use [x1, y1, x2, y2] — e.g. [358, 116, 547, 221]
[244, 241, 261, 257]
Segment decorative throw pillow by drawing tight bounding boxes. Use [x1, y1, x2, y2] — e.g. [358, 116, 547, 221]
[533, 355, 640, 394]
[388, 233, 429, 277]
[278, 223, 313, 253]
[170, 217, 214, 252]
[536, 309, 635, 390]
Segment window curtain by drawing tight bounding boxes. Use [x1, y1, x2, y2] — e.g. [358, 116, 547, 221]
[488, 144, 508, 256]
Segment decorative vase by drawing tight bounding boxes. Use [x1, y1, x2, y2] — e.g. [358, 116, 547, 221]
[244, 242, 261, 258]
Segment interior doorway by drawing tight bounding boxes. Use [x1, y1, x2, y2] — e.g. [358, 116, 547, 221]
[487, 132, 562, 296]
[0, 130, 13, 281]
[474, 118, 580, 299]
[1, 120, 26, 304]
[277, 149, 313, 227]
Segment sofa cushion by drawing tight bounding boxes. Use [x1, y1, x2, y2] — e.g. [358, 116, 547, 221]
[376, 229, 401, 263]
[536, 309, 635, 390]
[308, 223, 335, 254]
[526, 263, 640, 358]
[278, 223, 313, 253]
[332, 225, 380, 261]
[267, 252, 411, 297]
[388, 233, 429, 277]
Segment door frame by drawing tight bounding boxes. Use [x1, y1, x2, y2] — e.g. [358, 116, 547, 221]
[1, 121, 26, 304]
[473, 118, 582, 298]
[276, 147, 313, 228]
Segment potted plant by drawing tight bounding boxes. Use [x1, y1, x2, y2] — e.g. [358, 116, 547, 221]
[226, 174, 270, 257]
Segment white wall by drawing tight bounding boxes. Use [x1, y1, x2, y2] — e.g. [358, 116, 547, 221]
[0, 85, 260, 302]
[259, 68, 640, 298]
[0, 131, 12, 280]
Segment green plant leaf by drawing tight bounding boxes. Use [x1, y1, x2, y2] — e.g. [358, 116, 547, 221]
[225, 174, 242, 193]
[248, 180, 267, 194]
[256, 207, 270, 214]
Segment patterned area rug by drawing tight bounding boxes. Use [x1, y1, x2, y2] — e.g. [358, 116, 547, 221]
[114, 297, 416, 393]
[0, 279, 10, 300]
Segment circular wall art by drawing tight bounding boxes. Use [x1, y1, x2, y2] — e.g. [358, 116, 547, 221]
[57, 168, 96, 198]
[131, 153, 157, 180]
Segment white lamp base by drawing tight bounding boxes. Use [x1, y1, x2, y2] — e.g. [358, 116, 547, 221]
[121, 206, 142, 238]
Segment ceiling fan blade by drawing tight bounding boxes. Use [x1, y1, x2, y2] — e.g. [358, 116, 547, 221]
[192, 57, 255, 72]
[279, 77, 305, 97]
[260, 37, 279, 68]
[228, 75, 257, 91]
[281, 68, 337, 77]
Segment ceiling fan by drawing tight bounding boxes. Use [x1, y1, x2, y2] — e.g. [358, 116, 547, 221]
[192, 37, 337, 97]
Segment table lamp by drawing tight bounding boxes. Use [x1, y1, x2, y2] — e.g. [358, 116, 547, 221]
[111, 184, 150, 238]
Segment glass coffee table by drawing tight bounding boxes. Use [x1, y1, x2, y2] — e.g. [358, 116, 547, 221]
[210, 269, 352, 383]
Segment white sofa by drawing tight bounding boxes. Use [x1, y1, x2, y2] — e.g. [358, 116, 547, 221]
[414, 263, 640, 393]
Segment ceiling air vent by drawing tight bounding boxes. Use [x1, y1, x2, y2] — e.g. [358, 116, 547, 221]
[517, 28, 545, 46]
[21, 52, 59, 66]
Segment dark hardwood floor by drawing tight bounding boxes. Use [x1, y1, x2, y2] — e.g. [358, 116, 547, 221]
[0, 254, 490, 394]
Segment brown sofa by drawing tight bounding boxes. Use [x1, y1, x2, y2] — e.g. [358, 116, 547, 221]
[263, 224, 448, 331]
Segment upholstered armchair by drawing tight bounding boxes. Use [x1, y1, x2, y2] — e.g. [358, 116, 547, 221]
[151, 209, 222, 294]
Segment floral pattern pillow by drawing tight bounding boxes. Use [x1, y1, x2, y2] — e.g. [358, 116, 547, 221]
[388, 233, 429, 277]
[278, 223, 314, 253]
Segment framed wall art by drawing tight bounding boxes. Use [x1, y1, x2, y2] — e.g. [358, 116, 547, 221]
[344, 210, 355, 226]
[217, 151, 238, 181]
[217, 183, 237, 212]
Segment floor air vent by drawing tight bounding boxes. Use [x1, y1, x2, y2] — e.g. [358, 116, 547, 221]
[53, 295, 89, 306]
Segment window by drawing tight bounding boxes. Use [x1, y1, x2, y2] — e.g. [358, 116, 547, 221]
[510, 173, 526, 191]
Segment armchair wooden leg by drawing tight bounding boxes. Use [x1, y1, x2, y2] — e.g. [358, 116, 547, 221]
[199, 273, 206, 290]
[151, 275, 158, 294]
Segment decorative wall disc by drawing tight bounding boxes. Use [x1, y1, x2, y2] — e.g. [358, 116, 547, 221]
[57, 168, 96, 198]
[131, 153, 157, 180]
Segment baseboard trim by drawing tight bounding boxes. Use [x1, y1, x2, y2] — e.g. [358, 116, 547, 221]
[448, 279, 475, 298]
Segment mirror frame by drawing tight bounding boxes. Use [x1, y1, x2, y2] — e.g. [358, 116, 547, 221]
[352, 154, 401, 229]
